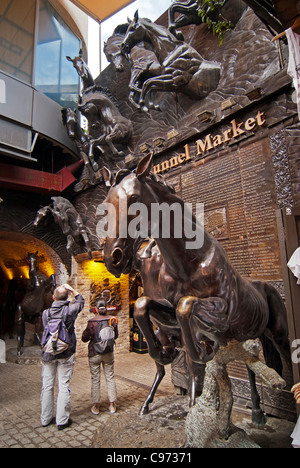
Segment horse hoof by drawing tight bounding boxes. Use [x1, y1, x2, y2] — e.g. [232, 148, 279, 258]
[139, 405, 150, 416]
[251, 409, 266, 426]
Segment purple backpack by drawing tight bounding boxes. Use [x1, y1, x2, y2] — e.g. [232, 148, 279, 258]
[41, 308, 72, 355]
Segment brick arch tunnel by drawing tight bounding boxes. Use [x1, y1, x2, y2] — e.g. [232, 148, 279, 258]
[0, 230, 68, 339]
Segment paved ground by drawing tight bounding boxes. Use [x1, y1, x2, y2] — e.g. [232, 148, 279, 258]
[0, 338, 176, 449]
[0, 338, 296, 449]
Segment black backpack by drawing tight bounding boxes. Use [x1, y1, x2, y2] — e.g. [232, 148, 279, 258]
[93, 318, 116, 354]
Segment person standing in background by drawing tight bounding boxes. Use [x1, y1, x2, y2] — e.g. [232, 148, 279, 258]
[82, 298, 118, 415]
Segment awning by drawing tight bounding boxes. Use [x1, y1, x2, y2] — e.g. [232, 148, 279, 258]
[70, 0, 136, 23]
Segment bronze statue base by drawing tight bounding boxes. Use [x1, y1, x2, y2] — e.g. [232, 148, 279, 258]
[6, 346, 41, 365]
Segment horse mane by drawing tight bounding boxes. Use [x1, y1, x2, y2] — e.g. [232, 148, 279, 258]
[113, 23, 130, 36]
[81, 85, 119, 106]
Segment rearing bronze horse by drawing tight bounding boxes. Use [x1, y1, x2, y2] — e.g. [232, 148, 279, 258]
[102, 153, 291, 421]
[16, 252, 55, 356]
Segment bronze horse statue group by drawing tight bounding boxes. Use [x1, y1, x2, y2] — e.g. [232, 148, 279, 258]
[101, 153, 292, 424]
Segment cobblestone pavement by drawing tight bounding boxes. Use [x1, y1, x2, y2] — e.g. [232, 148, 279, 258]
[0, 340, 296, 449]
[0, 342, 174, 449]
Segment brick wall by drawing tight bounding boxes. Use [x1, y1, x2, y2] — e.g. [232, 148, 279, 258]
[71, 257, 130, 357]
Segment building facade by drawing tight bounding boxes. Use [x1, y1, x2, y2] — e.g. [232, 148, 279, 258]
[1, 0, 300, 421]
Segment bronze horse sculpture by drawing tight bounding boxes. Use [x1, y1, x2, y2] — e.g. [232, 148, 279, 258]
[16, 252, 55, 356]
[61, 108, 99, 172]
[121, 11, 221, 111]
[77, 86, 133, 159]
[66, 50, 95, 91]
[65, 52, 133, 162]
[101, 153, 291, 423]
[104, 24, 162, 109]
[132, 238, 205, 414]
[34, 196, 94, 259]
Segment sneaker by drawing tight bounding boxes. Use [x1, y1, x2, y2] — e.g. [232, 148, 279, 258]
[42, 417, 55, 427]
[91, 404, 100, 415]
[57, 419, 72, 431]
[109, 402, 117, 413]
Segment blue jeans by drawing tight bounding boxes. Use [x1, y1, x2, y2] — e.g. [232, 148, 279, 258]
[41, 355, 75, 426]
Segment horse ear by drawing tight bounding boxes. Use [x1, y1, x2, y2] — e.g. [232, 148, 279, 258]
[79, 48, 83, 57]
[134, 10, 139, 22]
[66, 56, 72, 62]
[136, 152, 153, 182]
[102, 167, 113, 187]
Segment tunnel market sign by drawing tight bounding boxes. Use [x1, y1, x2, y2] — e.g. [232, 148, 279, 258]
[153, 111, 266, 174]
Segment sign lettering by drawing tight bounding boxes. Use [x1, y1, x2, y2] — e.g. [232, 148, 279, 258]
[154, 111, 266, 174]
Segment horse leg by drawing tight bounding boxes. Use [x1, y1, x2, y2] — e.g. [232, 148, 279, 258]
[16, 304, 25, 356]
[105, 135, 125, 158]
[185, 352, 197, 407]
[168, 1, 198, 40]
[134, 297, 178, 365]
[254, 282, 292, 375]
[176, 296, 228, 363]
[34, 314, 43, 347]
[247, 366, 266, 425]
[140, 361, 165, 415]
[140, 74, 176, 111]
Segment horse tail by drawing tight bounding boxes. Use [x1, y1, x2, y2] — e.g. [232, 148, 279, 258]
[261, 282, 292, 376]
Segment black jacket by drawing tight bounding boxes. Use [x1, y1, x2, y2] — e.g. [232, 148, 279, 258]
[41, 294, 85, 362]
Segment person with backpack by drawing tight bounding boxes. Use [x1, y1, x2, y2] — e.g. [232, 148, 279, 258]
[81, 298, 118, 415]
[40, 284, 85, 430]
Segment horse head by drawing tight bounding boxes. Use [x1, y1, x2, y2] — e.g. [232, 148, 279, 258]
[121, 11, 147, 56]
[33, 206, 52, 227]
[102, 153, 154, 277]
[104, 25, 129, 72]
[66, 51, 94, 89]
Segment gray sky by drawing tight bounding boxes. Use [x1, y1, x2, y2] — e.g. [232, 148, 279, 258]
[88, 0, 172, 74]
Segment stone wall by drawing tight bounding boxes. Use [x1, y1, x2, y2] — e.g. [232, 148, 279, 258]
[72, 257, 130, 357]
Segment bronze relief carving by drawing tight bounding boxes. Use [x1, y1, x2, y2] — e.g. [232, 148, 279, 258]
[120, 11, 221, 112]
[62, 53, 133, 175]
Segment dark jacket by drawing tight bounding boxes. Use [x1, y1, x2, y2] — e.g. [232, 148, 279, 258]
[81, 314, 118, 358]
[41, 294, 85, 362]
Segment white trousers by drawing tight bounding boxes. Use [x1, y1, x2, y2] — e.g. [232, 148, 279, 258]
[89, 353, 117, 404]
[40, 355, 75, 426]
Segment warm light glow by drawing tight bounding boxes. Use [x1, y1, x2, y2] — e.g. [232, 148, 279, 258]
[82, 259, 128, 282]
[0, 231, 59, 282]
[19, 266, 30, 280]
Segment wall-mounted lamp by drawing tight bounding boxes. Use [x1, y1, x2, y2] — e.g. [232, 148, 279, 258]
[245, 87, 262, 101]
[221, 98, 235, 111]
[139, 143, 152, 153]
[197, 110, 213, 122]
[153, 137, 165, 147]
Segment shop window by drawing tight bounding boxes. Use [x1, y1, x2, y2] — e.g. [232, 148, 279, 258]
[35, 0, 80, 109]
[0, 0, 35, 84]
